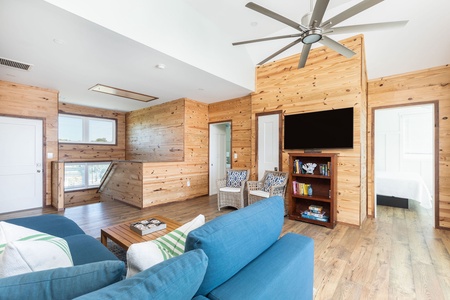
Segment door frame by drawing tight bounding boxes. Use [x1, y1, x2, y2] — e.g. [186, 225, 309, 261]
[208, 120, 232, 195]
[255, 111, 283, 179]
[370, 101, 439, 227]
[0, 114, 46, 209]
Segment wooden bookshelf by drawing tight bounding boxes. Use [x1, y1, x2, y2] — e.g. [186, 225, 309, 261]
[288, 153, 337, 229]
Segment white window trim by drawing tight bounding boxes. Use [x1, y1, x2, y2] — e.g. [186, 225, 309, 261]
[59, 114, 117, 145]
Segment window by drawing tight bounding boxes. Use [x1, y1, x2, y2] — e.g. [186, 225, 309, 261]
[64, 162, 111, 191]
[59, 114, 116, 144]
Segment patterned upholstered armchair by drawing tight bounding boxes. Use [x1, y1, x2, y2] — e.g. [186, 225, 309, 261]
[247, 171, 289, 212]
[217, 169, 250, 211]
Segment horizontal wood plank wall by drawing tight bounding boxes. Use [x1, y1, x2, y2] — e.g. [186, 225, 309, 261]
[100, 161, 143, 208]
[105, 99, 209, 208]
[252, 35, 367, 226]
[367, 65, 450, 229]
[208, 96, 252, 169]
[0, 80, 58, 206]
[126, 98, 184, 162]
[58, 103, 126, 207]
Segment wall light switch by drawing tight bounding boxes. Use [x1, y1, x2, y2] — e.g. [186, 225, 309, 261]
[47, 153, 54, 159]
[234, 153, 238, 159]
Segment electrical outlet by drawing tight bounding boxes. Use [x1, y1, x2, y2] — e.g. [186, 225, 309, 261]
[187, 179, 191, 187]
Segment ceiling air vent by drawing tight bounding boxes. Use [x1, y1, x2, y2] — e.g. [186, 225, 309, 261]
[0, 57, 32, 71]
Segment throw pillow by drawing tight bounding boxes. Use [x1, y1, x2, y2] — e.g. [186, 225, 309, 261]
[263, 173, 286, 192]
[0, 260, 125, 300]
[126, 214, 205, 278]
[0, 221, 73, 278]
[226, 170, 248, 188]
[76, 249, 208, 300]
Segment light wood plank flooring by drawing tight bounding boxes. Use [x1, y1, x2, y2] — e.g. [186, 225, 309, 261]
[1, 196, 449, 300]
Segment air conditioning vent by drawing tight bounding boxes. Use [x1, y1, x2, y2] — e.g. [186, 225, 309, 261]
[0, 57, 32, 71]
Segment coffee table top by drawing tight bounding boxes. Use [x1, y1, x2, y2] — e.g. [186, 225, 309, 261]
[101, 215, 181, 250]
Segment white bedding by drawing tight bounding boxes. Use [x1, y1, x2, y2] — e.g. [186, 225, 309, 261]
[376, 171, 432, 209]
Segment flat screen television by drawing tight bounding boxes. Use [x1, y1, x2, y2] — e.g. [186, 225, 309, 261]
[284, 107, 354, 150]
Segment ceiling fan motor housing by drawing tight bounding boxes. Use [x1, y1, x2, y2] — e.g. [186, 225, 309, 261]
[301, 28, 323, 44]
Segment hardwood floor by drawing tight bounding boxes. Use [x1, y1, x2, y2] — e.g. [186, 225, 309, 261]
[1, 196, 449, 300]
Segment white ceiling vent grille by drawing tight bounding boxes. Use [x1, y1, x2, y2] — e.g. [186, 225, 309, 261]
[0, 57, 32, 71]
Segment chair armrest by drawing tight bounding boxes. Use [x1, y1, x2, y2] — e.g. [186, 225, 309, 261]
[217, 178, 227, 188]
[269, 184, 287, 197]
[247, 181, 263, 191]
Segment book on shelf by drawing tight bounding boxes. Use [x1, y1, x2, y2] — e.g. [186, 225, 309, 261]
[293, 181, 310, 196]
[130, 218, 166, 235]
[293, 159, 303, 174]
[301, 210, 329, 222]
[309, 205, 323, 213]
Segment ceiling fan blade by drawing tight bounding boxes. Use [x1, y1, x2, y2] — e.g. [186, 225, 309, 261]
[258, 38, 303, 65]
[321, 0, 384, 29]
[233, 34, 302, 46]
[298, 44, 312, 69]
[324, 20, 408, 35]
[320, 36, 355, 58]
[246, 2, 303, 31]
[309, 0, 330, 27]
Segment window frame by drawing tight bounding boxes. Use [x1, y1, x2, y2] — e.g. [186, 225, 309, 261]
[58, 113, 117, 145]
[64, 161, 112, 192]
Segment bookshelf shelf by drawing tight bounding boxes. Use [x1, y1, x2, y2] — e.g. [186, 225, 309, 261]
[288, 153, 337, 229]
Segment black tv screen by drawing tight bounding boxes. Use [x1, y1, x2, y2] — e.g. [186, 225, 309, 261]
[284, 107, 354, 150]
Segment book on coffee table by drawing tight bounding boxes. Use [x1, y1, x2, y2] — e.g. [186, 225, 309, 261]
[130, 218, 167, 235]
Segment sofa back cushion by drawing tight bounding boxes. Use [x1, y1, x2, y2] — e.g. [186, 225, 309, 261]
[185, 196, 284, 296]
[5, 215, 85, 238]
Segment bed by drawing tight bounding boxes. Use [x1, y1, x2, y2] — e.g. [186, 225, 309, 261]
[376, 171, 432, 209]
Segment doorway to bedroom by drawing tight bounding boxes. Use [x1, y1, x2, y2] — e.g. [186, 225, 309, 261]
[374, 103, 437, 226]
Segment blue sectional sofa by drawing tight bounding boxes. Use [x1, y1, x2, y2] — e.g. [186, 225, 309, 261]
[0, 196, 314, 300]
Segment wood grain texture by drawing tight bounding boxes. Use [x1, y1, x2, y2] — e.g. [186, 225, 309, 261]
[251, 35, 367, 226]
[367, 64, 450, 229]
[0, 80, 58, 206]
[2, 196, 448, 299]
[208, 96, 252, 169]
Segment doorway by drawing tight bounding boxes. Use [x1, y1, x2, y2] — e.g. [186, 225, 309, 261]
[256, 112, 282, 180]
[209, 122, 231, 195]
[0, 116, 44, 213]
[373, 103, 437, 226]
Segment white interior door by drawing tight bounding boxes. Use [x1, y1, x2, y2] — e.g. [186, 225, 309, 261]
[257, 114, 280, 180]
[0, 116, 43, 213]
[209, 123, 228, 195]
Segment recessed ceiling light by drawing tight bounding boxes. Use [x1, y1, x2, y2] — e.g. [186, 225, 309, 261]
[89, 84, 158, 102]
[155, 64, 166, 69]
[53, 38, 65, 45]
[251, 21, 258, 27]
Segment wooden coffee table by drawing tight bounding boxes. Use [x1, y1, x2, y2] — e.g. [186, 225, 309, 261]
[100, 215, 181, 251]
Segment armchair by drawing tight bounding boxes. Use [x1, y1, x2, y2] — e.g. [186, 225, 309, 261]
[217, 169, 249, 210]
[247, 170, 288, 212]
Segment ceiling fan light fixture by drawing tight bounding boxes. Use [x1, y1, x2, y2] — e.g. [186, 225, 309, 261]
[301, 28, 322, 44]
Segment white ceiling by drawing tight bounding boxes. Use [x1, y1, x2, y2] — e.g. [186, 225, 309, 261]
[1, 0, 449, 112]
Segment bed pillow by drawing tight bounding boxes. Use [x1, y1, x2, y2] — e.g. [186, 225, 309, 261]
[126, 214, 205, 278]
[0, 260, 125, 300]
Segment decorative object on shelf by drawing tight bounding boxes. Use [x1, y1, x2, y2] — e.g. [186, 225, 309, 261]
[307, 185, 313, 196]
[302, 163, 317, 174]
[130, 218, 166, 235]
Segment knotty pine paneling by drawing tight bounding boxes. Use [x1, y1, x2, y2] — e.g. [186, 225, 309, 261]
[0, 80, 58, 207]
[104, 99, 209, 209]
[367, 64, 450, 229]
[208, 96, 252, 169]
[126, 98, 184, 161]
[58, 103, 126, 207]
[252, 35, 367, 226]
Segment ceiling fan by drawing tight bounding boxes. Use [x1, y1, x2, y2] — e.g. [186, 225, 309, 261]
[233, 0, 408, 68]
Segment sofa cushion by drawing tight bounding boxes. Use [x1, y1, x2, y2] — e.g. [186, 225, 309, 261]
[75, 249, 208, 300]
[185, 196, 284, 296]
[126, 214, 205, 278]
[64, 234, 118, 265]
[5, 215, 85, 238]
[0, 260, 125, 300]
[226, 170, 247, 188]
[208, 233, 314, 300]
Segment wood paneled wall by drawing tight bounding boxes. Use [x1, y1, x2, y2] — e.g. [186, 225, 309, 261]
[0, 80, 58, 206]
[58, 103, 126, 207]
[126, 98, 184, 161]
[251, 35, 368, 226]
[102, 99, 209, 208]
[208, 96, 252, 169]
[367, 65, 450, 229]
